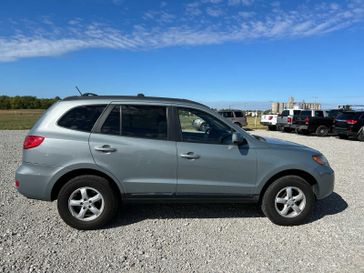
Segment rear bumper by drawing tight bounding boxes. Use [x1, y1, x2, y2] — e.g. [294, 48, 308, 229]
[15, 162, 54, 201]
[335, 128, 357, 137]
[260, 122, 276, 126]
[313, 166, 335, 200]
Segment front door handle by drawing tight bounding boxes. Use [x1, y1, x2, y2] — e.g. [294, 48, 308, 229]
[94, 145, 117, 153]
[180, 152, 200, 160]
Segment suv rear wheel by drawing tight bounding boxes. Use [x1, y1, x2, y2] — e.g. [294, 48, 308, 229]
[261, 176, 315, 226]
[57, 175, 118, 230]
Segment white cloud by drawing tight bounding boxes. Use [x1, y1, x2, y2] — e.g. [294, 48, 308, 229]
[206, 7, 224, 17]
[1, 1, 364, 62]
[228, 0, 253, 6]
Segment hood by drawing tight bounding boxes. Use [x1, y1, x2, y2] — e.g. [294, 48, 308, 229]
[253, 135, 320, 153]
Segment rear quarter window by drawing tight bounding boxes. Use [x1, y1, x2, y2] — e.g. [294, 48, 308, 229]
[58, 105, 106, 132]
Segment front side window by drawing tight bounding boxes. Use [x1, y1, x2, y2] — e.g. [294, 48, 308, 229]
[220, 111, 233, 118]
[58, 105, 106, 132]
[178, 108, 233, 144]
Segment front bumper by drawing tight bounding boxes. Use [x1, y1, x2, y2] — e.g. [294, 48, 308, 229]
[313, 165, 335, 200]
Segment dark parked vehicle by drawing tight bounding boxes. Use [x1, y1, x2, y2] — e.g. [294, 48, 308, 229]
[334, 111, 364, 141]
[293, 109, 343, 137]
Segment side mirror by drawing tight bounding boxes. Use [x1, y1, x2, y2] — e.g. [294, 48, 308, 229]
[232, 132, 246, 146]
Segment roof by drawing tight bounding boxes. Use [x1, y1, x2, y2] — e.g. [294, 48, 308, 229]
[62, 95, 208, 108]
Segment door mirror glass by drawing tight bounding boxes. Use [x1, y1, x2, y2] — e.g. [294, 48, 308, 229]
[232, 132, 246, 145]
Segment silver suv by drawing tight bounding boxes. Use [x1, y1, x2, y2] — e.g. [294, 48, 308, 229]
[218, 109, 247, 127]
[16, 95, 334, 229]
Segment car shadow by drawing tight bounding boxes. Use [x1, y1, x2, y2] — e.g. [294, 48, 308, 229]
[307, 192, 348, 223]
[106, 192, 348, 228]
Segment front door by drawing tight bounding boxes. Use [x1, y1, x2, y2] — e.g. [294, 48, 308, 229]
[176, 107, 257, 196]
[89, 104, 177, 195]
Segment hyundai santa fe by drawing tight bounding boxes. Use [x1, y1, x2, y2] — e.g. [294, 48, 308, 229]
[16, 94, 334, 229]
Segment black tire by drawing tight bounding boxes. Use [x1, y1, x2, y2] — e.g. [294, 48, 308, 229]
[268, 125, 276, 131]
[357, 127, 364, 141]
[234, 122, 242, 127]
[338, 134, 348, 139]
[316, 125, 329, 137]
[283, 127, 292, 133]
[57, 175, 119, 230]
[261, 175, 315, 226]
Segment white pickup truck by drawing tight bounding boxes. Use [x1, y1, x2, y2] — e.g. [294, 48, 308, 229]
[260, 114, 278, 130]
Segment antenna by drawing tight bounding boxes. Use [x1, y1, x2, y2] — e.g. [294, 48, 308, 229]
[75, 86, 83, 96]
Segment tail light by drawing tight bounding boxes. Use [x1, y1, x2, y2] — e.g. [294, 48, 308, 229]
[305, 117, 310, 125]
[15, 180, 20, 188]
[287, 117, 292, 123]
[23, 135, 45, 149]
[346, 120, 358, 125]
[268, 116, 273, 120]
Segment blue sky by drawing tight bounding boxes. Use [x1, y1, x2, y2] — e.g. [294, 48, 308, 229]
[0, 0, 363, 108]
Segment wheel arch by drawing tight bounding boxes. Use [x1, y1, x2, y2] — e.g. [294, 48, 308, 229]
[259, 169, 317, 202]
[51, 168, 122, 201]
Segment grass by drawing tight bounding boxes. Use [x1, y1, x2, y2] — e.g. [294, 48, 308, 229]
[0, 109, 44, 130]
[0, 109, 267, 130]
[246, 116, 267, 130]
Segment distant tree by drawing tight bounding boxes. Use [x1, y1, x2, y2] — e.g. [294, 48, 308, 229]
[0, 95, 61, 109]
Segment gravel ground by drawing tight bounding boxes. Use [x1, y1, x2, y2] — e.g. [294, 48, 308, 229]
[0, 130, 363, 273]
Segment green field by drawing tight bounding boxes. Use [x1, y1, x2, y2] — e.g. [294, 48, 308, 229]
[0, 109, 267, 130]
[0, 109, 44, 130]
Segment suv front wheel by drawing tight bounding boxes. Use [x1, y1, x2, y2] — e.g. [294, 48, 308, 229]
[57, 175, 119, 230]
[261, 176, 315, 226]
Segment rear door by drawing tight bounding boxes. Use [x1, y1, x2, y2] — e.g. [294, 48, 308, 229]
[175, 107, 257, 196]
[89, 104, 177, 195]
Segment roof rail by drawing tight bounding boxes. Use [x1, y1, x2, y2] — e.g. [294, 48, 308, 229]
[82, 93, 98, 97]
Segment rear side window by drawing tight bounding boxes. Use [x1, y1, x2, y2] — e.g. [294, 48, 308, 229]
[101, 106, 121, 135]
[293, 110, 301, 116]
[122, 105, 167, 139]
[315, 111, 324, 117]
[234, 111, 244, 117]
[100, 105, 168, 140]
[58, 105, 106, 132]
[300, 111, 311, 117]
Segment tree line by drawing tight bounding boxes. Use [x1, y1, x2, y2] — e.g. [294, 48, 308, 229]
[0, 96, 61, 109]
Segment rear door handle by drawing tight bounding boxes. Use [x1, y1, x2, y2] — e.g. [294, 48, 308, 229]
[180, 152, 200, 160]
[94, 145, 117, 153]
